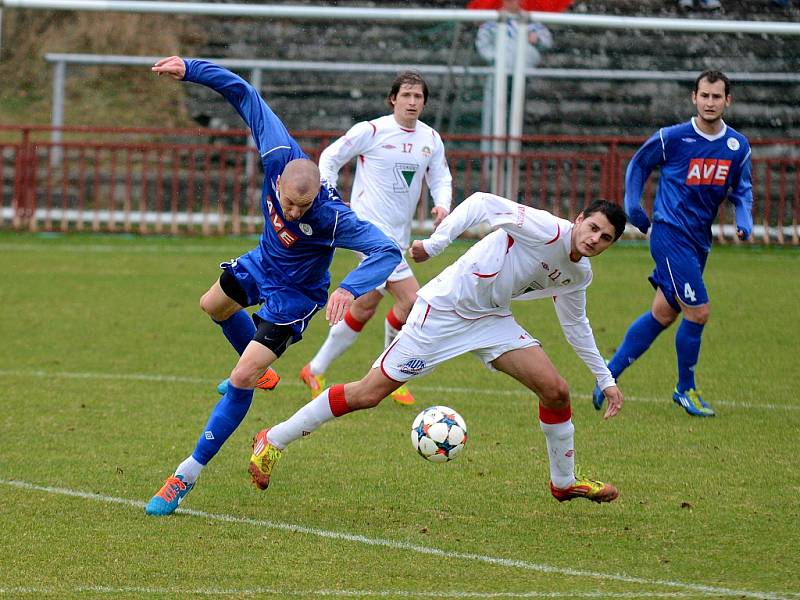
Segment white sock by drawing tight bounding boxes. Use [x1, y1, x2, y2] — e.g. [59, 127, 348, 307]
[309, 319, 360, 375]
[174, 455, 204, 484]
[268, 388, 335, 449]
[539, 419, 576, 489]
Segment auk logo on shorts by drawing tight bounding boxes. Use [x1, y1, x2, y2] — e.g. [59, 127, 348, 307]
[398, 358, 426, 375]
[685, 158, 731, 186]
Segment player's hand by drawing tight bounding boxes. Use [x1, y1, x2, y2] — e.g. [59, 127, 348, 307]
[409, 240, 430, 263]
[152, 56, 186, 80]
[601, 385, 624, 420]
[735, 212, 751, 241]
[325, 287, 355, 325]
[627, 206, 651, 235]
[431, 206, 449, 228]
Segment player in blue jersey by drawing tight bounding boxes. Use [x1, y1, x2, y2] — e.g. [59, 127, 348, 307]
[592, 70, 753, 417]
[144, 56, 401, 516]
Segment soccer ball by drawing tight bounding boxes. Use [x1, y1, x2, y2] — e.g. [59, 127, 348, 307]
[410, 405, 467, 462]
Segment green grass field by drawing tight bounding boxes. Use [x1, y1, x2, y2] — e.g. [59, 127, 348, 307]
[1, 232, 798, 599]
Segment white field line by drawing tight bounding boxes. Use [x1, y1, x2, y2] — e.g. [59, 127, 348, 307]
[0, 586, 774, 597]
[0, 368, 796, 412]
[0, 479, 797, 600]
[2, 241, 799, 264]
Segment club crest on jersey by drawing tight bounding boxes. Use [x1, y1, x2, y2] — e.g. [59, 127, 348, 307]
[685, 158, 731, 186]
[299, 223, 313, 236]
[422, 146, 432, 157]
[727, 137, 740, 151]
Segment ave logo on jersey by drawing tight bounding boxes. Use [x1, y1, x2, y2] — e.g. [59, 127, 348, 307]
[266, 197, 299, 248]
[685, 158, 731, 186]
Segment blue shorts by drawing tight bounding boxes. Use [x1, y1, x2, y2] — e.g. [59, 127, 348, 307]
[648, 223, 709, 312]
[221, 248, 320, 341]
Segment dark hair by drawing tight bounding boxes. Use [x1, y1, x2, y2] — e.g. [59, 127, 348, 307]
[695, 70, 730, 97]
[581, 199, 627, 241]
[386, 71, 429, 108]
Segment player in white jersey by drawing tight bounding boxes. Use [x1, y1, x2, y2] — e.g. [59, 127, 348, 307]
[250, 194, 629, 504]
[300, 71, 453, 406]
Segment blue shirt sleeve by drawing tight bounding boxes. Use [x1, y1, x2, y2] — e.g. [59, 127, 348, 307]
[728, 143, 754, 240]
[329, 210, 402, 298]
[624, 130, 665, 234]
[183, 59, 296, 160]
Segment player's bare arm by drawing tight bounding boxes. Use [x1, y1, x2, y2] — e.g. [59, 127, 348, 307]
[152, 56, 186, 80]
[409, 240, 430, 263]
[325, 288, 355, 325]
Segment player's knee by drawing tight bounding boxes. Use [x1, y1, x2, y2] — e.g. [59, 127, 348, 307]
[229, 363, 262, 389]
[540, 376, 570, 409]
[686, 304, 710, 324]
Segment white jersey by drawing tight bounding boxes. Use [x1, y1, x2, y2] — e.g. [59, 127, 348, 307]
[419, 192, 614, 390]
[319, 114, 452, 249]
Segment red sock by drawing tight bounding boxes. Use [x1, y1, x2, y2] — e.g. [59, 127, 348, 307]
[386, 307, 405, 330]
[344, 310, 366, 332]
[328, 384, 352, 417]
[538, 403, 572, 424]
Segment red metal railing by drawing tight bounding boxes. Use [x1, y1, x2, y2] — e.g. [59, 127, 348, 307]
[2, 125, 798, 244]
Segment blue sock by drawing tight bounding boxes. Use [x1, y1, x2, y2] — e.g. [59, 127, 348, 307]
[607, 312, 667, 379]
[192, 383, 254, 465]
[675, 319, 704, 393]
[214, 310, 255, 356]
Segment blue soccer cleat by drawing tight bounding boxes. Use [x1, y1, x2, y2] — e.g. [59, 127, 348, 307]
[672, 387, 715, 417]
[217, 368, 281, 395]
[145, 474, 194, 516]
[591, 384, 605, 410]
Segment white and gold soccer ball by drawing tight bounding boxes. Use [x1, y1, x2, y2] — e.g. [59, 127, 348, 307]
[410, 405, 467, 462]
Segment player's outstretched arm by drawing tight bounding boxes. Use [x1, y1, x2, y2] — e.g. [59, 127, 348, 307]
[152, 56, 186, 80]
[601, 385, 624, 420]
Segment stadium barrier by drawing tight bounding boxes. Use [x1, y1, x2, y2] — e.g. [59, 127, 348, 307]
[1, 125, 797, 244]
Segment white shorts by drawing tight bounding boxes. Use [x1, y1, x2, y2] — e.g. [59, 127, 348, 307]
[372, 299, 540, 382]
[356, 251, 413, 294]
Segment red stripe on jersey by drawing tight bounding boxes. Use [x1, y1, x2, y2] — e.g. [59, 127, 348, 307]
[369, 122, 377, 136]
[473, 271, 500, 279]
[539, 403, 572, 424]
[507, 235, 515, 253]
[545, 223, 561, 245]
[420, 303, 432, 328]
[379, 337, 407, 383]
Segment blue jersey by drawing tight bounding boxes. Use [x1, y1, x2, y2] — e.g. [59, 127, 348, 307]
[624, 118, 753, 251]
[184, 60, 401, 307]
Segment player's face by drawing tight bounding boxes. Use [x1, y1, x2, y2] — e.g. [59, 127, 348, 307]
[391, 84, 426, 128]
[692, 79, 730, 126]
[570, 212, 617, 259]
[277, 179, 315, 221]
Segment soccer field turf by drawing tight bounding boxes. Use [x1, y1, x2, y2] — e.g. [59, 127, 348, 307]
[1, 232, 798, 599]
